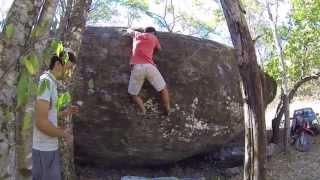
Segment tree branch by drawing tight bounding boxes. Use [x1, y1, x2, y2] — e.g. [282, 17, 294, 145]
[163, 0, 168, 20]
[288, 72, 320, 101]
[169, 0, 175, 32]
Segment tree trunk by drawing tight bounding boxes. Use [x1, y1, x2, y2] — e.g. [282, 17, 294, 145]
[270, 92, 285, 144]
[33, 0, 59, 57]
[62, 0, 92, 53]
[58, 1, 92, 179]
[58, 0, 74, 40]
[220, 0, 266, 179]
[270, 72, 320, 143]
[265, 0, 290, 151]
[0, 0, 41, 179]
[15, 0, 59, 179]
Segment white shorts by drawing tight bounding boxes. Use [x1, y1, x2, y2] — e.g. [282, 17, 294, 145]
[128, 64, 166, 95]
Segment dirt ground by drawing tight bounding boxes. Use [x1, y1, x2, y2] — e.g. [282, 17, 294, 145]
[266, 136, 320, 180]
[229, 135, 320, 180]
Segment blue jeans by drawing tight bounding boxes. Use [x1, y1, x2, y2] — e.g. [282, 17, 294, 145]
[32, 149, 61, 180]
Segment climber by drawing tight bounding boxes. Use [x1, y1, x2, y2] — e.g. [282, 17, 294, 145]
[125, 26, 170, 115]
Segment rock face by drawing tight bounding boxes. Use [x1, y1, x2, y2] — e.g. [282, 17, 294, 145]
[72, 27, 275, 168]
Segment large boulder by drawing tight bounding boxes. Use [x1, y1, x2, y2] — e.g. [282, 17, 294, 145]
[72, 27, 275, 168]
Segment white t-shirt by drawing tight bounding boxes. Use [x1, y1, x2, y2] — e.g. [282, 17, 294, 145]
[32, 71, 59, 151]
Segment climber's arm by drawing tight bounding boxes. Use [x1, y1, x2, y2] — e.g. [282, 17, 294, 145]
[124, 28, 144, 37]
[153, 39, 162, 55]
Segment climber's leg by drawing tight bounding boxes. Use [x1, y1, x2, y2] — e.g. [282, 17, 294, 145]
[146, 64, 170, 115]
[160, 87, 170, 115]
[128, 64, 146, 114]
[131, 95, 146, 114]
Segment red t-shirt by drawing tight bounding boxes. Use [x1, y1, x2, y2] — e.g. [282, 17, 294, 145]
[130, 32, 161, 65]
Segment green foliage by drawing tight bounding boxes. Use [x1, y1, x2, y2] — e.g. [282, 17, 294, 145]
[264, 0, 320, 91]
[283, 0, 320, 81]
[262, 25, 290, 82]
[50, 39, 64, 56]
[265, 57, 281, 82]
[22, 53, 39, 75]
[257, 26, 274, 47]
[5, 23, 14, 39]
[16, 72, 31, 108]
[88, 0, 117, 23]
[42, 39, 66, 66]
[61, 51, 70, 64]
[42, 40, 64, 65]
[56, 92, 71, 112]
[292, 0, 320, 24]
[16, 72, 39, 108]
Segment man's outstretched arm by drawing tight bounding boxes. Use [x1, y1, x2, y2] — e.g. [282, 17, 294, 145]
[123, 27, 143, 37]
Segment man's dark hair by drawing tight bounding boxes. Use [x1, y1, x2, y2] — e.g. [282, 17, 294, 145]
[144, 27, 156, 34]
[49, 55, 63, 70]
[67, 52, 76, 64]
[49, 51, 76, 70]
